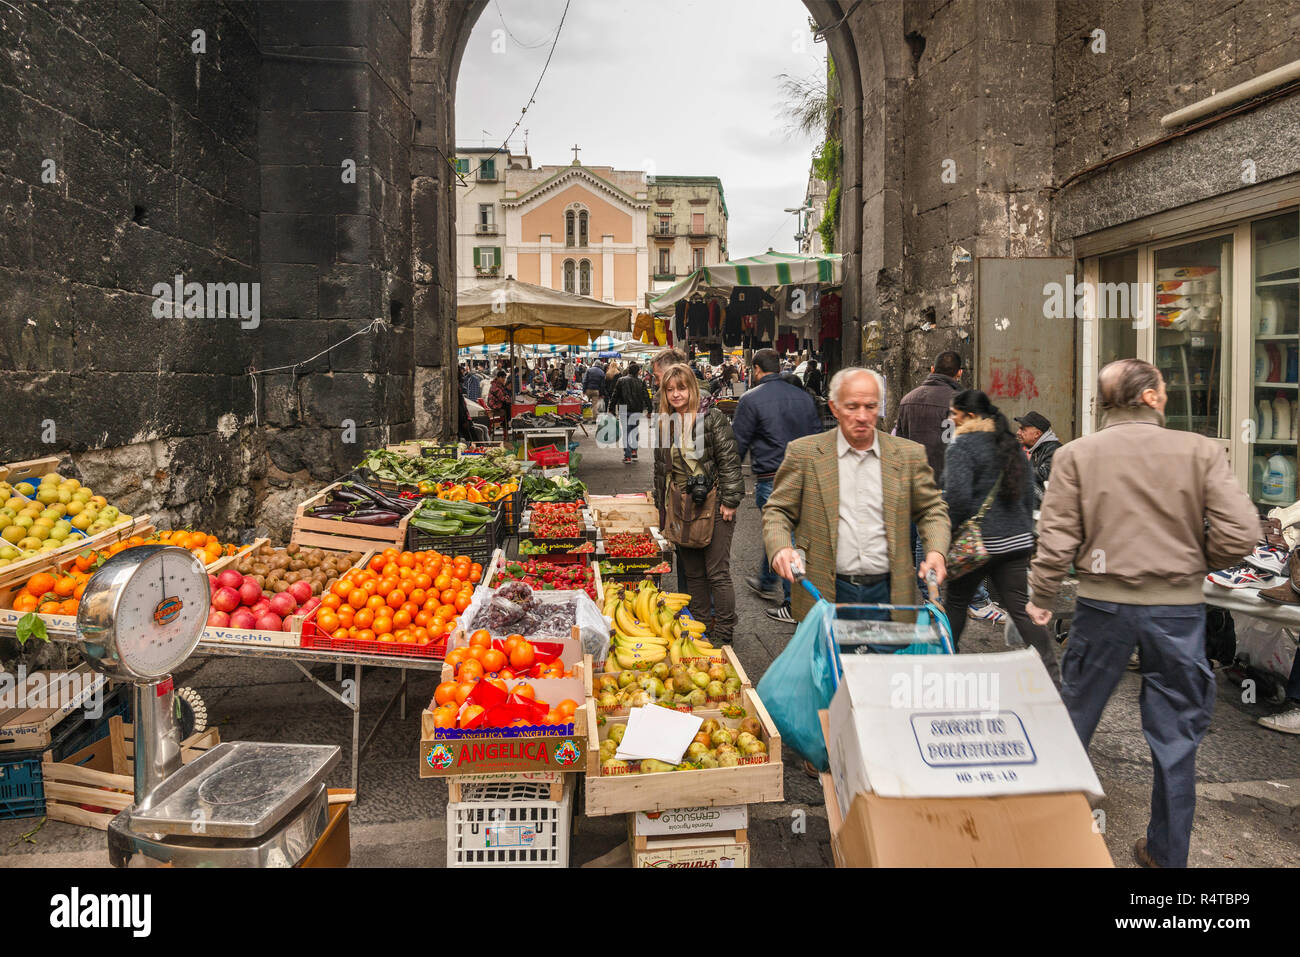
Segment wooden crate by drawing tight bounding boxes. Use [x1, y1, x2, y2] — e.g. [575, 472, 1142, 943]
[290, 482, 411, 553]
[0, 664, 106, 753]
[299, 790, 354, 868]
[40, 719, 220, 830]
[0, 515, 154, 591]
[582, 687, 783, 817]
[0, 455, 61, 485]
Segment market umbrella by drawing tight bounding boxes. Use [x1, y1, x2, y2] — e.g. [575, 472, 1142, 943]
[648, 251, 843, 313]
[457, 277, 629, 347]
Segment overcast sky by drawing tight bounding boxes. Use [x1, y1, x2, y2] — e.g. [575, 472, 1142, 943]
[455, 0, 825, 259]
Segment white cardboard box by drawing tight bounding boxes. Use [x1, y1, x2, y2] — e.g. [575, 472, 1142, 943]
[631, 805, 748, 838]
[827, 649, 1103, 809]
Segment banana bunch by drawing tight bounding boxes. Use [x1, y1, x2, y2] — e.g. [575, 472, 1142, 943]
[602, 580, 710, 672]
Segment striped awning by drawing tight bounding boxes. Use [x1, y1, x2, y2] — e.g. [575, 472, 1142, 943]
[649, 251, 842, 313]
[459, 342, 575, 357]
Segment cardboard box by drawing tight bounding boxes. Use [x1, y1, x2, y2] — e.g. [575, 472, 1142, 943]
[631, 804, 748, 838]
[827, 650, 1103, 810]
[831, 791, 1113, 867]
[631, 833, 750, 868]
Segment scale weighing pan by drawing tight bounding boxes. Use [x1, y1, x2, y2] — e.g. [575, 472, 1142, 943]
[129, 742, 340, 839]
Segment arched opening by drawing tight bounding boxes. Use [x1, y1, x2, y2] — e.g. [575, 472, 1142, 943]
[410, 0, 892, 438]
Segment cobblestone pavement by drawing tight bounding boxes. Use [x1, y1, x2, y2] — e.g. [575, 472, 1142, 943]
[1, 425, 1296, 867]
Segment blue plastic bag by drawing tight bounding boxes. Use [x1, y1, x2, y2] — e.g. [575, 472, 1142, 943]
[755, 595, 840, 772]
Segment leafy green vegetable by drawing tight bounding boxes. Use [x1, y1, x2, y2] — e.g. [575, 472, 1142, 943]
[16, 613, 49, 646]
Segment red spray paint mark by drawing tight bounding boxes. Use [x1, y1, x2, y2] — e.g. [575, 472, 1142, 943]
[988, 361, 1039, 400]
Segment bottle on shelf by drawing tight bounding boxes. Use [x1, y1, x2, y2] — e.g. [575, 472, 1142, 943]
[1256, 342, 1270, 380]
[1288, 343, 1298, 383]
[1274, 393, 1292, 442]
[1262, 453, 1298, 504]
[1267, 342, 1283, 382]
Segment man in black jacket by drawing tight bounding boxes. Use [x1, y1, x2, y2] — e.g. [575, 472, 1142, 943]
[613, 361, 651, 464]
[1015, 410, 1061, 509]
[732, 348, 824, 623]
[583, 361, 606, 412]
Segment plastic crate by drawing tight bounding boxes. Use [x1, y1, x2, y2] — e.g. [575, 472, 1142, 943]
[406, 507, 501, 565]
[447, 778, 573, 867]
[0, 686, 129, 821]
[528, 447, 570, 469]
[497, 488, 526, 537]
[298, 606, 447, 659]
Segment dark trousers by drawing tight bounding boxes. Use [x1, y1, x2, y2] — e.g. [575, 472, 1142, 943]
[755, 477, 791, 603]
[1063, 598, 1214, 868]
[944, 550, 1060, 684]
[677, 513, 736, 641]
[834, 575, 891, 615]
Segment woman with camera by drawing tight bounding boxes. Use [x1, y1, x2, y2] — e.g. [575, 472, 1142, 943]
[652, 363, 745, 644]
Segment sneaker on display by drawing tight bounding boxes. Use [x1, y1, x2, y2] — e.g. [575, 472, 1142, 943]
[1206, 564, 1287, 590]
[967, 603, 1008, 624]
[1243, 543, 1290, 577]
[1258, 705, 1300, 735]
[765, 604, 796, 625]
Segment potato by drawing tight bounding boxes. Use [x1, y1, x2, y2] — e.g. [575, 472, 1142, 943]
[286, 543, 300, 556]
[251, 562, 269, 577]
[289, 559, 306, 571]
[271, 580, 289, 593]
[310, 581, 322, 595]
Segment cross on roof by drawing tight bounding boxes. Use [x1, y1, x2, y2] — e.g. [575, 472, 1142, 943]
[571, 144, 581, 165]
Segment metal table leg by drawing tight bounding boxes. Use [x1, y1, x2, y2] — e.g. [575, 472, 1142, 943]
[352, 663, 362, 794]
[400, 667, 408, 720]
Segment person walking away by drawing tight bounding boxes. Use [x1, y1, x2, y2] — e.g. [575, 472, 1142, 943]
[613, 361, 652, 464]
[731, 348, 823, 624]
[653, 364, 745, 644]
[764, 367, 950, 624]
[1014, 410, 1061, 510]
[484, 369, 510, 436]
[583, 360, 606, 413]
[941, 390, 1059, 682]
[565, 355, 576, 388]
[895, 350, 1005, 623]
[1026, 359, 1257, 868]
[803, 359, 824, 397]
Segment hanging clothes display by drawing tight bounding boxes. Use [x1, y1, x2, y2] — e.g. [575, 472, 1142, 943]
[674, 300, 687, 341]
[708, 343, 724, 366]
[756, 306, 776, 345]
[708, 299, 722, 336]
[686, 298, 710, 338]
[729, 285, 764, 317]
[723, 300, 743, 346]
[819, 291, 842, 346]
[775, 332, 798, 355]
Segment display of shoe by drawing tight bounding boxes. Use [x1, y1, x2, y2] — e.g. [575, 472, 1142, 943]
[1243, 543, 1290, 577]
[967, 603, 1008, 624]
[1257, 579, 1300, 604]
[1206, 564, 1286, 590]
[1258, 705, 1300, 735]
[745, 576, 781, 600]
[765, 604, 796, 625]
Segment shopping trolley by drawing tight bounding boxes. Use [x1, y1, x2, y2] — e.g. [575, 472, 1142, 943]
[790, 553, 954, 691]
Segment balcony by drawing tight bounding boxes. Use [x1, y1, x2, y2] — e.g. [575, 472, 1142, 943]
[652, 223, 675, 237]
[653, 270, 676, 281]
[475, 265, 500, 277]
[475, 223, 498, 235]
[688, 226, 712, 239]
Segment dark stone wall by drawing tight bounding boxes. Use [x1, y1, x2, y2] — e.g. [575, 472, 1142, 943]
[0, 0, 263, 535]
[255, 0, 415, 531]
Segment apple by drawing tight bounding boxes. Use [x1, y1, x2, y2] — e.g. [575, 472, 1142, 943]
[208, 574, 220, 591]
[255, 612, 283, 632]
[268, 592, 297, 619]
[238, 580, 261, 606]
[229, 608, 257, 630]
[299, 596, 322, 617]
[249, 600, 270, 618]
[211, 587, 241, 614]
[288, 580, 313, 605]
[206, 610, 230, 628]
[217, 569, 244, 591]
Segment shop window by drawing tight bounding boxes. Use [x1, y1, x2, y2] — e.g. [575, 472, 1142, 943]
[1250, 210, 1300, 504]
[1154, 233, 1232, 439]
[1096, 250, 1139, 428]
[563, 259, 575, 293]
[579, 259, 591, 296]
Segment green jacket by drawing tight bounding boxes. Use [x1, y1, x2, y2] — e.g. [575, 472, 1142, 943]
[653, 408, 745, 511]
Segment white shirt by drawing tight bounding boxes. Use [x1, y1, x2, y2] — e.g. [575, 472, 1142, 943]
[836, 429, 889, 575]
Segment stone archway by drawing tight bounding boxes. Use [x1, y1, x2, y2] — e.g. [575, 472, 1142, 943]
[409, 0, 907, 437]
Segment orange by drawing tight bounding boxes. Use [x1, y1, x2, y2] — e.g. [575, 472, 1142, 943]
[353, 608, 374, 629]
[433, 605, 454, 623]
[317, 610, 340, 633]
[381, 548, 399, 562]
[433, 573, 451, 591]
[454, 682, 477, 705]
[321, 593, 342, 611]
[469, 629, 491, 648]
[434, 681, 459, 705]
[57, 599, 78, 616]
[486, 677, 508, 693]
[481, 648, 506, 672]
[498, 668, 515, 681]
[467, 646, 486, 663]
[372, 616, 393, 636]
[459, 659, 484, 682]
[414, 627, 431, 644]
[13, 593, 39, 613]
[333, 627, 350, 641]
[556, 699, 578, 718]
[332, 580, 352, 599]
[26, 573, 55, 596]
[355, 629, 376, 643]
[397, 633, 416, 644]
[377, 634, 396, 643]
[446, 647, 468, 668]
[400, 601, 419, 618]
[513, 683, 536, 701]
[438, 588, 455, 605]
[413, 572, 432, 591]
[509, 642, 536, 670]
[366, 594, 386, 611]
[454, 594, 471, 614]
[392, 610, 412, 629]
[432, 704, 457, 728]
[337, 606, 355, 627]
[53, 576, 77, 598]
[541, 711, 564, 726]
[375, 578, 396, 597]
[386, 589, 406, 609]
[347, 588, 368, 610]
[459, 704, 485, 727]
[503, 634, 523, 655]
[73, 582, 87, 600]
[369, 555, 388, 573]
[415, 610, 432, 628]
[407, 588, 427, 607]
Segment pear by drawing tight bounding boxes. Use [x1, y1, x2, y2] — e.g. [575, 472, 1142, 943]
[705, 680, 727, 699]
[597, 692, 618, 709]
[743, 739, 768, 756]
[686, 742, 710, 761]
[651, 661, 670, 680]
[723, 663, 739, 681]
[697, 753, 720, 770]
[724, 677, 742, 694]
[698, 718, 720, 736]
[617, 671, 637, 689]
[710, 729, 734, 748]
[707, 663, 726, 682]
[598, 675, 619, 693]
[608, 723, 627, 746]
[686, 689, 707, 707]
[639, 759, 675, 775]
[690, 670, 710, 689]
[738, 717, 762, 737]
[692, 731, 712, 747]
[602, 758, 630, 774]
[715, 743, 738, 757]
[717, 750, 740, 768]
[735, 731, 758, 751]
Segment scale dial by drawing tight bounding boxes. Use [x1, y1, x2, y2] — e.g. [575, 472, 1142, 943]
[76, 545, 210, 680]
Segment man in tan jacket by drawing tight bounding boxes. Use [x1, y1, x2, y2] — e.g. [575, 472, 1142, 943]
[764, 367, 950, 623]
[1027, 359, 1257, 869]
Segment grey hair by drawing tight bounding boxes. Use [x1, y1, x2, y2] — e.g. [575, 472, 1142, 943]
[1098, 358, 1161, 410]
[828, 366, 887, 416]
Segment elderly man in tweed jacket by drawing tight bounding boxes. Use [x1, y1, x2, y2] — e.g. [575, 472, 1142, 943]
[764, 368, 950, 623]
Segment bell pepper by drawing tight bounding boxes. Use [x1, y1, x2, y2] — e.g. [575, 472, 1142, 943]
[466, 486, 484, 503]
[446, 486, 467, 502]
